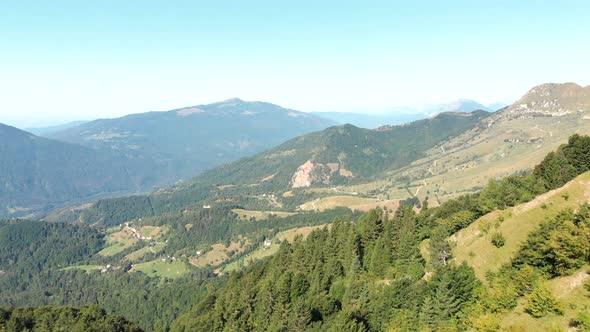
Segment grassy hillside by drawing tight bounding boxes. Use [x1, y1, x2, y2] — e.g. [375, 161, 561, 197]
[334, 83, 590, 205]
[451, 171, 590, 280]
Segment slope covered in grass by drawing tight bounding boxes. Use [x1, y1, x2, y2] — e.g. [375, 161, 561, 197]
[451, 171, 590, 280]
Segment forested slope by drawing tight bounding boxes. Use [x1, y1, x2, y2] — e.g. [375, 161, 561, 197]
[0, 123, 158, 219]
[171, 134, 590, 331]
[0, 305, 142, 331]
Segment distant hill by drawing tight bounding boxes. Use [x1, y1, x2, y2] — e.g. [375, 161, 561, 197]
[311, 108, 426, 129]
[25, 120, 89, 136]
[423, 98, 489, 115]
[49, 98, 335, 182]
[312, 100, 490, 129]
[158, 110, 489, 197]
[499, 82, 590, 119]
[0, 123, 158, 218]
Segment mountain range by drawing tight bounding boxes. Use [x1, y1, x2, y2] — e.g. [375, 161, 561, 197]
[0, 123, 158, 218]
[2, 82, 590, 332]
[56, 82, 590, 225]
[48, 98, 335, 180]
[0, 99, 334, 218]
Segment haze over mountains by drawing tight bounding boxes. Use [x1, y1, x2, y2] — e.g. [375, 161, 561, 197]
[313, 99, 508, 129]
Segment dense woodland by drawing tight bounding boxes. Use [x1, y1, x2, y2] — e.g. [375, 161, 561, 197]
[2, 135, 590, 331]
[0, 305, 142, 331]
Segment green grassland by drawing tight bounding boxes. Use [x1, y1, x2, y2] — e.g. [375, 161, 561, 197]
[231, 208, 298, 221]
[131, 259, 190, 279]
[125, 242, 166, 261]
[190, 240, 249, 268]
[451, 171, 590, 280]
[97, 228, 139, 257]
[298, 195, 398, 212]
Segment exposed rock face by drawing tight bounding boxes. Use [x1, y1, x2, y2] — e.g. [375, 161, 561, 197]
[502, 83, 590, 120]
[291, 160, 351, 188]
[291, 161, 316, 188]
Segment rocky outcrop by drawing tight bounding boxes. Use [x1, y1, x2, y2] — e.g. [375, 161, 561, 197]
[290, 160, 352, 188]
[501, 83, 590, 120]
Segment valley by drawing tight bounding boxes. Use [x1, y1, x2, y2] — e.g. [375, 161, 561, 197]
[4, 3, 590, 331]
[2, 83, 590, 332]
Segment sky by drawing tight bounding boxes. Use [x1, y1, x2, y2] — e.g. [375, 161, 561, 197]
[1, 0, 589, 127]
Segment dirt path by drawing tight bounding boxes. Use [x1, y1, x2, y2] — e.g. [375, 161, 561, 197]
[414, 180, 427, 197]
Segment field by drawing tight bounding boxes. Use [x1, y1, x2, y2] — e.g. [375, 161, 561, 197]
[97, 225, 168, 258]
[451, 171, 590, 280]
[139, 225, 163, 237]
[231, 208, 298, 221]
[299, 195, 398, 212]
[97, 227, 139, 257]
[190, 240, 249, 268]
[125, 242, 166, 261]
[131, 259, 189, 279]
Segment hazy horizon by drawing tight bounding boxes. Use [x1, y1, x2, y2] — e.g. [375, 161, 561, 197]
[1, 1, 589, 127]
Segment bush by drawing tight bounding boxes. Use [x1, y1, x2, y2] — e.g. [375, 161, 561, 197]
[526, 285, 562, 318]
[491, 232, 506, 248]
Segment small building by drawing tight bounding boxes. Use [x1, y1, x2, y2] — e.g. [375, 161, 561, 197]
[263, 239, 272, 249]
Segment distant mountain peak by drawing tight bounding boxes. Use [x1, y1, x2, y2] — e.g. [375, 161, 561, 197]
[423, 99, 488, 116]
[503, 82, 590, 119]
[441, 99, 486, 112]
[221, 97, 245, 103]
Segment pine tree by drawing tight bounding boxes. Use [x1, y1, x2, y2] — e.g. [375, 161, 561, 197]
[433, 276, 461, 321]
[429, 226, 454, 268]
[289, 300, 311, 332]
[419, 296, 437, 329]
[368, 237, 389, 277]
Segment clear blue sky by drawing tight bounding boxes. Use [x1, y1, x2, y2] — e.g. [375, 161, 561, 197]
[1, 0, 589, 127]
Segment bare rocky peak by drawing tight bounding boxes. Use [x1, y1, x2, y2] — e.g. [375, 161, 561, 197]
[501, 82, 590, 119]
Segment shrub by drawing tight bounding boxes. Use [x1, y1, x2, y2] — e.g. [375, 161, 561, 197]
[491, 232, 506, 248]
[526, 285, 562, 318]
